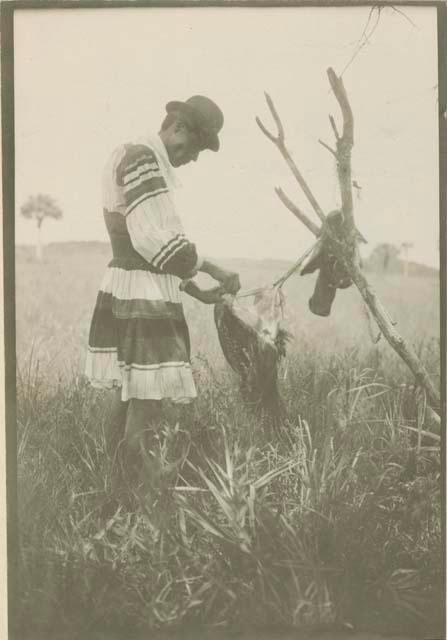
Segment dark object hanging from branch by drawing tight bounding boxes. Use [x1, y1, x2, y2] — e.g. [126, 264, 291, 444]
[301, 210, 353, 316]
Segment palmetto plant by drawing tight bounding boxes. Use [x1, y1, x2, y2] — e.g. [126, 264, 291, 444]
[177, 433, 299, 553]
[20, 193, 63, 261]
[173, 427, 341, 626]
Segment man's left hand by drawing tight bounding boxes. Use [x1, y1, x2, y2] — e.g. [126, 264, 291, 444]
[198, 260, 241, 295]
[220, 271, 241, 295]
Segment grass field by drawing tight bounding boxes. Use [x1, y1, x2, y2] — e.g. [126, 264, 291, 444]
[15, 243, 443, 639]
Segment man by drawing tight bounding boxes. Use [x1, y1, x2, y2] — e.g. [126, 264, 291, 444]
[85, 95, 240, 491]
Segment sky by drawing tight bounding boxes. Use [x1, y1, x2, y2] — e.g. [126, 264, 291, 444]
[14, 6, 439, 267]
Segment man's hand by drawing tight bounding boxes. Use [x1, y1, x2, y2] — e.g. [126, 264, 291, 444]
[180, 279, 226, 304]
[196, 286, 227, 304]
[219, 271, 240, 295]
[200, 260, 241, 295]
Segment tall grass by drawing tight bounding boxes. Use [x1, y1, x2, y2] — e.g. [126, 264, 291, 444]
[15, 246, 442, 638]
[16, 349, 442, 638]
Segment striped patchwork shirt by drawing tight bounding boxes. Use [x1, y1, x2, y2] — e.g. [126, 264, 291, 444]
[102, 134, 201, 279]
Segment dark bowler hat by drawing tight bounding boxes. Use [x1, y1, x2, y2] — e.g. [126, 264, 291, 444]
[165, 95, 224, 151]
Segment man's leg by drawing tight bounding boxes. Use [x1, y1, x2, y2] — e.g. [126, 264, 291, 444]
[98, 388, 129, 513]
[123, 398, 163, 491]
[104, 387, 128, 461]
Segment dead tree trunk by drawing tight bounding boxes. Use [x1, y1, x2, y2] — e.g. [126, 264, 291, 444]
[256, 68, 441, 416]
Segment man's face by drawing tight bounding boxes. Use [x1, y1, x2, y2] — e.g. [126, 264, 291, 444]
[166, 120, 204, 167]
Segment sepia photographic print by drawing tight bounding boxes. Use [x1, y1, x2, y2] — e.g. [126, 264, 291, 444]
[2, 2, 446, 639]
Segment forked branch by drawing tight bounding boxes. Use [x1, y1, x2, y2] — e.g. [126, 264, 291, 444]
[256, 68, 441, 416]
[256, 92, 326, 226]
[255, 92, 285, 143]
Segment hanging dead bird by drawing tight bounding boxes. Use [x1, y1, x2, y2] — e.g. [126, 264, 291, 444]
[301, 210, 353, 316]
[214, 287, 291, 420]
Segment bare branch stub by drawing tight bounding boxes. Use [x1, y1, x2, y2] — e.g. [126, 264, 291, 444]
[318, 139, 337, 158]
[265, 91, 285, 141]
[329, 115, 340, 141]
[275, 187, 321, 237]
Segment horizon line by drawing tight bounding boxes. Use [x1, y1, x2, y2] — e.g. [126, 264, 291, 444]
[15, 239, 440, 271]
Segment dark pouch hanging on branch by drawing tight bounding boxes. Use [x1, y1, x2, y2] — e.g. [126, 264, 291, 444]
[301, 210, 353, 317]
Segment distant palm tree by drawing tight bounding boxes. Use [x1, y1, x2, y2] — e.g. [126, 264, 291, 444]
[20, 194, 63, 261]
[370, 243, 400, 272]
